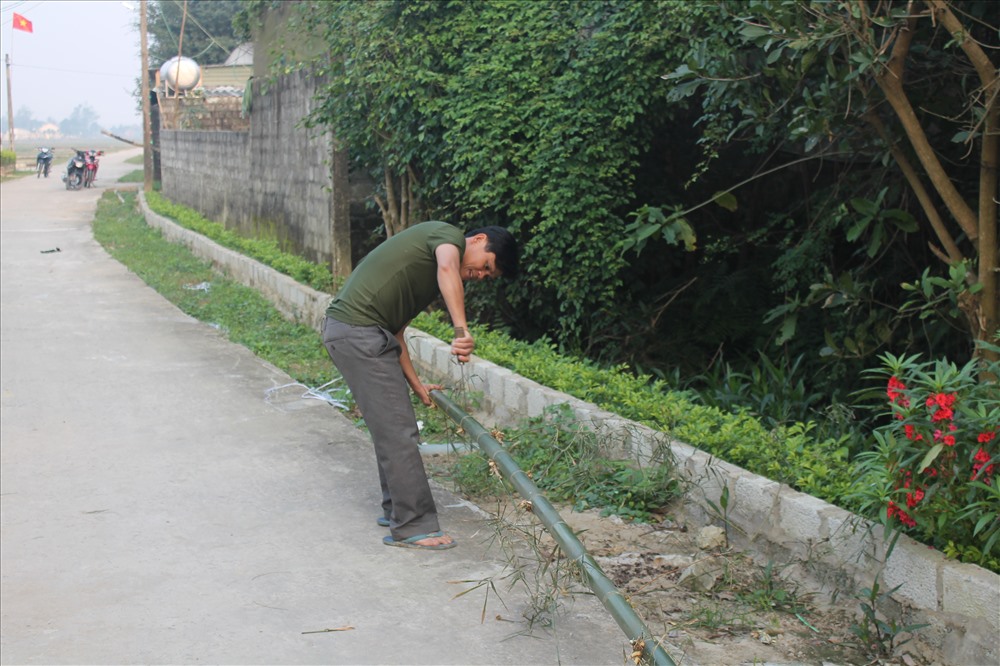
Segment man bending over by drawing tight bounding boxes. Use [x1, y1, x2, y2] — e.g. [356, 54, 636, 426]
[323, 221, 519, 550]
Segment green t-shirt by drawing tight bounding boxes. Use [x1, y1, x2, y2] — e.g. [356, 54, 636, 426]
[326, 221, 466, 333]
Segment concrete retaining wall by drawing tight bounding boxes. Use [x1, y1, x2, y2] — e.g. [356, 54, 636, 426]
[137, 193, 999, 665]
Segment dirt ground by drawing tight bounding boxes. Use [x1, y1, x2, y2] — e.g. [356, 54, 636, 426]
[543, 506, 878, 666]
[426, 455, 929, 666]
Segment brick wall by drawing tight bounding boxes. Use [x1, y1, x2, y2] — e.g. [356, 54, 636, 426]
[158, 95, 249, 132]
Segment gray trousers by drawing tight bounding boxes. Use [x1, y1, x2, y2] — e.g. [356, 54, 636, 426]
[322, 317, 440, 539]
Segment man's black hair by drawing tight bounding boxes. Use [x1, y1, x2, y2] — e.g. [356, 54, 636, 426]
[467, 226, 519, 280]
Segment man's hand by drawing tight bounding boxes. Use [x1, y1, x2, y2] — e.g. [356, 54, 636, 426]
[414, 382, 444, 406]
[452, 326, 474, 363]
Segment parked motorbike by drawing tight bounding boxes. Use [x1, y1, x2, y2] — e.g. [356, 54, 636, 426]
[36, 147, 54, 178]
[63, 149, 86, 190]
[83, 150, 102, 188]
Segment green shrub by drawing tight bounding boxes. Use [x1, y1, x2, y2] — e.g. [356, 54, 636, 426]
[414, 310, 856, 507]
[450, 403, 682, 522]
[1, 149, 16, 169]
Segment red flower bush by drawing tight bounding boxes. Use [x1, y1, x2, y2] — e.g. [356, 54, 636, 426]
[853, 352, 1000, 571]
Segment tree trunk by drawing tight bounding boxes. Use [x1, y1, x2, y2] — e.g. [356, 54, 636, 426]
[926, 0, 998, 365]
[373, 165, 422, 238]
[872, 5, 998, 362]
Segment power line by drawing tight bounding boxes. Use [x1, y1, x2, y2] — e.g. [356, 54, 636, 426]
[168, 0, 231, 59]
[0, 1, 36, 15]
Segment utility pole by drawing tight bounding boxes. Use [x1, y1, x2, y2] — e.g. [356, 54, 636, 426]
[141, 0, 152, 192]
[5, 54, 14, 154]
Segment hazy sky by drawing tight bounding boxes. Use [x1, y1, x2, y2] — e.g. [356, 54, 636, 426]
[1, 0, 142, 128]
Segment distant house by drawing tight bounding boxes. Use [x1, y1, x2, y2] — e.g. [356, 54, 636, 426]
[224, 42, 253, 66]
[37, 123, 61, 140]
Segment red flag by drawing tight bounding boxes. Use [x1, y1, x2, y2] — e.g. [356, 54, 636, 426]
[13, 13, 33, 33]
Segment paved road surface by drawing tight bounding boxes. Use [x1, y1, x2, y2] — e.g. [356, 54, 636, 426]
[0, 149, 627, 665]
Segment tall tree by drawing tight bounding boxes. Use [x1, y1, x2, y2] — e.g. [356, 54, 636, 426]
[664, 0, 998, 365]
[13, 106, 40, 132]
[59, 104, 101, 137]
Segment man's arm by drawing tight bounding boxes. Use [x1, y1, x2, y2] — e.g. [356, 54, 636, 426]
[395, 326, 441, 407]
[434, 243, 474, 362]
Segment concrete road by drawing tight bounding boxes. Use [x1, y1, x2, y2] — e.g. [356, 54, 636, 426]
[0, 149, 627, 665]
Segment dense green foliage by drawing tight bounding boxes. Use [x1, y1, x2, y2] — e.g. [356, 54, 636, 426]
[281, 0, 701, 346]
[664, 0, 998, 369]
[0, 149, 16, 169]
[244, 0, 998, 430]
[145, 191, 335, 291]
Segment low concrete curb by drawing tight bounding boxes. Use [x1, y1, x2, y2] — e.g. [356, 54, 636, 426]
[138, 194, 998, 665]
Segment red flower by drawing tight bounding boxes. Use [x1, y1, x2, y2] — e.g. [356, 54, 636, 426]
[905, 488, 925, 509]
[888, 501, 917, 528]
[978, 431, 997, 444]
[972, 447, 995, 484]
[943, 435, 956, 447]
[931, 406, 954, 423]
[887, 377, 910, 408]
[926, 392, 956, 408]
[904, 425, 923, 441]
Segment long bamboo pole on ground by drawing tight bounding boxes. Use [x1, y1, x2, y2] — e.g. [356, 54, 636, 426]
[430, 389, 676, 666]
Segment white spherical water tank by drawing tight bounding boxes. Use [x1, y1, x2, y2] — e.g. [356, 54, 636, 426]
[160, 56, 201, 92]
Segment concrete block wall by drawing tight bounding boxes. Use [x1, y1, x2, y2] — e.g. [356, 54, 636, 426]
[158, 69, 352, 279]
[244, 71, 344, 272]
[159, 130, 252, 229]
[137, 195, 999, 665]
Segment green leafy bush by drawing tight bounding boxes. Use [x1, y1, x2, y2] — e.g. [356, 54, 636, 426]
[144, 191, 336, 292]
[1, 149, 16, 169]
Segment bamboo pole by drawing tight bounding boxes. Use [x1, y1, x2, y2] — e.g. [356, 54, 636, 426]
[430, 389, 676, 666]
